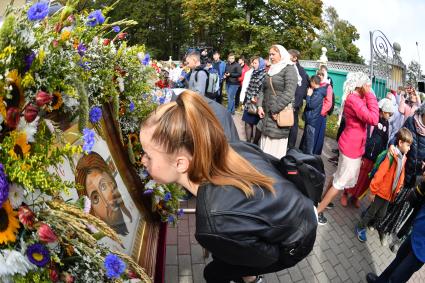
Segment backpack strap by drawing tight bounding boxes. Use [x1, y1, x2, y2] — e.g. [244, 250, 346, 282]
[194, 68, 209, 94]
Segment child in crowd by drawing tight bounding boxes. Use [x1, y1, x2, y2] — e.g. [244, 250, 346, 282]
[299, 75, 326, 154]
[343, 98, 394, 208]
[355, 127, 413, 243]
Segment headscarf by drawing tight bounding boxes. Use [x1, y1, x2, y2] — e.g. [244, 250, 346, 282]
[338, 72, 371, 125]
[267, 45, 302, 86]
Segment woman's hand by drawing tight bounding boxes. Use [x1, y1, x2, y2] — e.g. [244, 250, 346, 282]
[258, 106, 265, 118]
[389, 144, 397, 156]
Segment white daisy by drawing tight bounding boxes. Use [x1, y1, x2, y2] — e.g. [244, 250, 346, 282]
[8, 183, 25, 209]
[17, 117, 39, 143]
[3, 249, 36, 275]
[0, 252, 11, 276]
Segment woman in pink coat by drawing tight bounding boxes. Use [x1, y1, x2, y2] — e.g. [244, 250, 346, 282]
[317, 72, 379, 225]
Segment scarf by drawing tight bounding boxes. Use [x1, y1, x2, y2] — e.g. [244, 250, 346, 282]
[245, 68, 266, 101]
[267, 45, 302, 86]
[391, 147, 404, 194]
[414, 113, 425, 136]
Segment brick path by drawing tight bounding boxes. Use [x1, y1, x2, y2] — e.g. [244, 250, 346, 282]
[164, 113, 425, 283]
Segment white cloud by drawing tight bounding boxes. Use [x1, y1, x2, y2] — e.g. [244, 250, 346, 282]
[322, 0, 425, 69]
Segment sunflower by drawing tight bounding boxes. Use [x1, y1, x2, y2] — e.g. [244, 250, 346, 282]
[8, 132, 31, 159]
[0, 200, 20, 244]
[50, 92, 63, 111]
[0, 96, 6, 120]
[6, 70, 25, 109]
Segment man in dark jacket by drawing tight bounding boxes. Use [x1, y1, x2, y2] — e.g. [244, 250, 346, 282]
[288, 49, 309, 148]
[212, 51, 226, 104]
[224, 53, 242, 115]
[185, 51, 208, 96]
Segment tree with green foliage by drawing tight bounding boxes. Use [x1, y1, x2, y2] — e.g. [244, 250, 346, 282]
[406, 60, 422, 87]
[305, 6, 364, 64]
[86, 0, 324, 60]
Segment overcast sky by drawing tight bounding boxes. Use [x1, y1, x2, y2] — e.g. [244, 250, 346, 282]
[322, 0, 424, 68]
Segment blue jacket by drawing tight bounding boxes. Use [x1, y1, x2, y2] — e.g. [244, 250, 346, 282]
[403, 116, 425, 188]
[213, 60, 226, 80]
[412, 203, 425, 262]
[304, 86, 327, 126]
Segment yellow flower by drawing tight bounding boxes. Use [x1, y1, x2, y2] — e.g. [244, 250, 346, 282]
[37, 48, 45, 66]
[8, 132, 31, 159]
[0, 96, 6, 119]
[6, 69, 25, 108]
[0, 200, 20, 245]
[0, 45, 16, 60]
[61, 30, 71, 41]
[21, 72, 35, 88]
[50, 92, 63, 111]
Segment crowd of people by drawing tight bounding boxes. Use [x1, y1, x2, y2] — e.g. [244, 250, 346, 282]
[148, 45, 425, 282]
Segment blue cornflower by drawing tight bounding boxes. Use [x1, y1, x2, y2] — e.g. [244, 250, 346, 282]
[177, 208, 184, 218]
[167, 215, 175, 224]
[77, 43, 87, 57]
[104, 253, 126, 279]
[143, 189, 153, 195]
[142, 53, 150, 66]
[78, 60, 90, 71]
[87, 10, 105, 27]
[163, 192, 172, 202]
[129, 101, 135, 112]
[89, 106, 102, 123]
[24, 51, 36, 72]
[27, 2, 49, 21]
[159, 97, 165, 104]
[82, 128, 96, 153]
[112, 26, 120, 33]
[27, 243, 50, 267]
[0, 164, 9, 207]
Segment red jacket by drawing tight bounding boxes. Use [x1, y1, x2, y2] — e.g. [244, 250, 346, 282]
[370, 153, 406, 202]
[338, 91, 379, 158]
[238, 64, 250, 85]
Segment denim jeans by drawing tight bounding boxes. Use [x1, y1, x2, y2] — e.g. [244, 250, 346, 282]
[226, 84, 239, 114]
[376, 235, 424, 283]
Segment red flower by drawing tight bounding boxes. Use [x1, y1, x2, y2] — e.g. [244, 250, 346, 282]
[54, 23, 63, 33]
[49, 267, 59, 282]
[18, 205, 35, 228]
[38, 223, 58, 243]
[24, 104, 39, 123]
[6, 107, 20, 129]
[61, 272, 75, 283]
[36, 91, 52, 107]
[127, 269, 138, 279]
[103, 39, 111, 46]
[117, 32, 127, 40]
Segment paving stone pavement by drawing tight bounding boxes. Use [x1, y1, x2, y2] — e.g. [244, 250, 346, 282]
[164, 112, 425, 283]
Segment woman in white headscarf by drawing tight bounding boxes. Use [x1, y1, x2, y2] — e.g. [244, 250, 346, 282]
[316, 72, 379, 225]
[256, 45, 300, 158]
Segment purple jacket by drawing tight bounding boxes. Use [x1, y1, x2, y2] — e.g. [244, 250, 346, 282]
[338, 91, 379, 158]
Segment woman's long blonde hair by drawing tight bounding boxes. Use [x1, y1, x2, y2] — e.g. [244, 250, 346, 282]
[141, 90, 275, 197]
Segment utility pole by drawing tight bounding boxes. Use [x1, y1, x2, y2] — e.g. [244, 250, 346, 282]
[417, 42, 421, 80]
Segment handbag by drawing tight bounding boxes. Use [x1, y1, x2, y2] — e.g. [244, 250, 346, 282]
[246, 101, 258, 115]
[269, 77, 294, 127]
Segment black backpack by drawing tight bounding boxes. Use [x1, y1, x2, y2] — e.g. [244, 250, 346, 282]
[241, 143, 325, 205]
[275, 148, 325, 205]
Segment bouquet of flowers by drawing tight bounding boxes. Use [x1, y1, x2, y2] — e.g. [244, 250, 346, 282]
[0, 0, 187, 281]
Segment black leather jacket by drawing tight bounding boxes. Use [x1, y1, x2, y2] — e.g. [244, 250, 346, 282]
[195, 142, 317, 268]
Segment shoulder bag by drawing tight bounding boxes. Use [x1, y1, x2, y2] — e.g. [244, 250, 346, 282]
[269, 77, 294, 127]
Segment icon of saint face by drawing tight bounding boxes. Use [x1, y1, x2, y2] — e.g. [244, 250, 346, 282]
[85, 168, 129, 235]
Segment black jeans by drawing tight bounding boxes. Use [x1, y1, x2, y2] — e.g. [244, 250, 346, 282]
[358, 195, 389, 229]
[288, 108, 300, 148]
[376, 235, 423, 283]
[203, 231, 316, 283]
